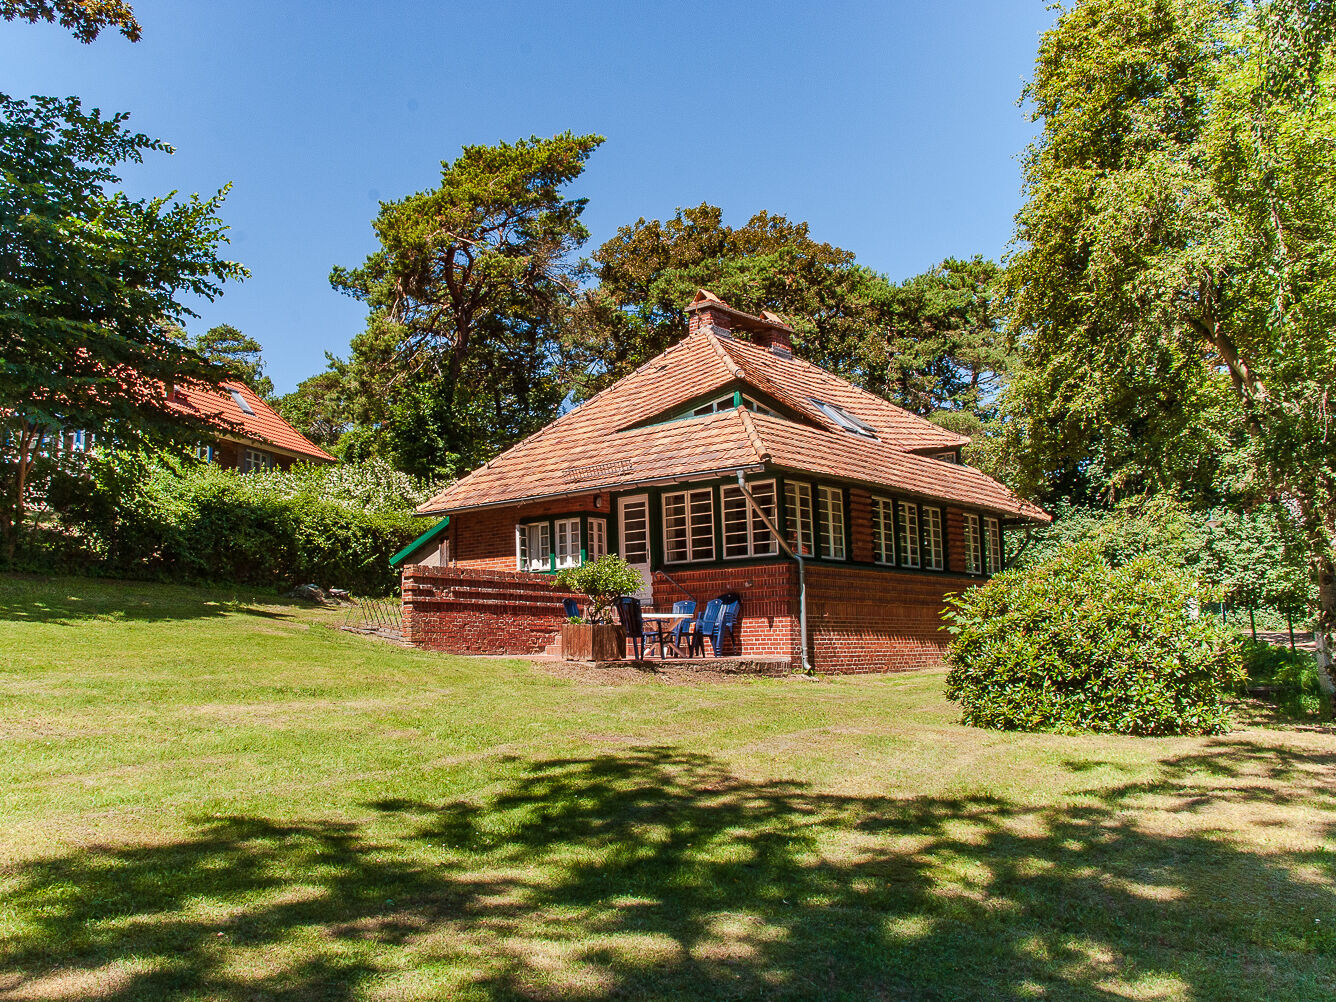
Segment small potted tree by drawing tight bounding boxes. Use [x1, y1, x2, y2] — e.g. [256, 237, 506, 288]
[555, 554, 643, 661]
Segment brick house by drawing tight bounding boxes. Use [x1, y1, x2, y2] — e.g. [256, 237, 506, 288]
[400, 290, 1049, 672]
[166, 380, 335, 471]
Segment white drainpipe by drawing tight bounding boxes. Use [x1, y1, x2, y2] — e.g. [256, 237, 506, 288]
[735, 470, 813, 674]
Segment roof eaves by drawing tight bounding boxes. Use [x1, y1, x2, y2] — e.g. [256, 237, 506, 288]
[389, 516, 449, 567]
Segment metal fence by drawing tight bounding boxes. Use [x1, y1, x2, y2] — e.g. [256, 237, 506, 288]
[342, 595, 403, 635]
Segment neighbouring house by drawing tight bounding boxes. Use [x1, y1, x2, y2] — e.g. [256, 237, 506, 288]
[399, 290, 1050, 672]
[38, 380, 335, 472]
[166, 380, 336, 471]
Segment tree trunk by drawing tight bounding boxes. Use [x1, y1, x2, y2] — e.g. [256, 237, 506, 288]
[2, 422, 39, 564]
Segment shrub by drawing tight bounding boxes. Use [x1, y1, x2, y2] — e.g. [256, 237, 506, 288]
[943, 541, 1243, 735]
[53, 453, 434, 594]
[1238, 638, 1329, 720]
[555, 555, 643, 624]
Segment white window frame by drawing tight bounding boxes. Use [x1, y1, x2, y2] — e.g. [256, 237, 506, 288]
[872, 495, 895, 565]
[618, 496, 649, 564]
[243, 447, 273, 473]
[964, 513, 983, 575]
[721, 479, 778, 559]
[818, 485, 846, 560]
[587, 517, 607, 561]
[516, 521, 551, 573]
[662, 488, 715, 564]
[554, 517, 582, 569]
[984, 516, 1003, 575]
[689, 393, 778, 419]
[784, 480, 815, 557]
[898, 501, 920, 568]
[923, 506, 945, 571]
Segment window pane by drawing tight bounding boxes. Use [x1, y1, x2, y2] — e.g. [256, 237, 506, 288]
[924, 507, 944, 570]
[964, 514, 982, 574]
[784, 481, 814, 556]
[872, 497, 894, 564]
[985, 517, 1002, 574]
[722, 487, 750, 558]
[688, 489, 714, 561]
[588, 518, 607, 560]
[663, 493, 688, 563]
[750, 480, 777, 555]
[620, 499, 648, 563]
[555, 518, 581, 569]
[818, 486, 845, 559]
[899, 502, 920, 568]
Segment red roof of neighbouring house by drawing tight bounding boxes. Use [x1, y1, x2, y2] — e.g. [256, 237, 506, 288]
[166, 380, 336, 463]
[419, 293, 1047, 522]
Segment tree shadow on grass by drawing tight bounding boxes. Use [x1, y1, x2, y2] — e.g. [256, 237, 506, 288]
[0, 574, 302, 625]
[3, 746, 1334, 1001]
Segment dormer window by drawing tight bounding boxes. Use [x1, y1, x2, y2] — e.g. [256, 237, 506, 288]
[230, 389, 256, 416]
[688, 393, 778, 419]
[810, 398, 877, 438]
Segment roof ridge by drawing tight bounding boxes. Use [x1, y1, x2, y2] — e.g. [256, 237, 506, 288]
[703, 330, 745, 380]
[736, 405, 771, 465]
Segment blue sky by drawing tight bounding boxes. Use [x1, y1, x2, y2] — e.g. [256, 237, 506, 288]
[2, 1, 1056, 394]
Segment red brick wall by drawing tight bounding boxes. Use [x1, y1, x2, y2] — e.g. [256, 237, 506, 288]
[651, 559, 978, 673]
[401, 564, 581, 656]
[448, 494, 612, 571]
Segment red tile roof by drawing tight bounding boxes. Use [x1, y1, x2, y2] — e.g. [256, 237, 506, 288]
[166, 380, 336, 463]
[419, 294, 1046, 522]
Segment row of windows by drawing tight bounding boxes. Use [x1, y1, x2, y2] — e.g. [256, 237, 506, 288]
[517, 516, 608, 572]
[515, 488, 1005, 574]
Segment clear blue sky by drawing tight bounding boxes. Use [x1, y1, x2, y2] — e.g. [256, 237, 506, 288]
[2, 0, 1056, 395]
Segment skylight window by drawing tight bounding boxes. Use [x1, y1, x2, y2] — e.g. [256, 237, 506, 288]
[810, 398, 877, 438]
[230, 389, 256, 416]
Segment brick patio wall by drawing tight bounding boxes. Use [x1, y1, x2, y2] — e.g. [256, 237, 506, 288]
[401, 565, 581, 656]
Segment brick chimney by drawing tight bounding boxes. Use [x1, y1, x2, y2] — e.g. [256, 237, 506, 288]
[685, 289, 733, 337]
[684, 290, 794, 355]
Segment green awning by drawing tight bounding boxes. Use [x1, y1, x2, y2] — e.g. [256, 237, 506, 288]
[389, 516, 449, 568]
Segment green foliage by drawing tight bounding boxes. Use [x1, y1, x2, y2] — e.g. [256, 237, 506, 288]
[1003, 0, 1336, 634]
[273, 357, 353, 449]
[554, 555, 643, 625]
[0, 93, 245, 558]
[56, 455, 432, 593]
[330, 133, 602, 478]
[0, 0, 140, 42]
[193, 324, 273, 399]
[944, 541, 1244, 735]
[565, 205, 1008, 419]
[1238, 638, 1329, 720]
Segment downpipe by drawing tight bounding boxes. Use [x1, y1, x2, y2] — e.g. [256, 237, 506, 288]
[735, 470, 814, 675]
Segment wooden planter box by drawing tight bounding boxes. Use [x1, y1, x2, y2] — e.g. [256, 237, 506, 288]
[562, 622, 625, 661]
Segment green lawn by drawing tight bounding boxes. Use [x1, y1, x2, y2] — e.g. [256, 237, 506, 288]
[0, 575, 1333, 1001]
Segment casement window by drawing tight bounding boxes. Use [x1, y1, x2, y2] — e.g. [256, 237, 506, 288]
[619, 498, 649, 564]
[818, 485, 846, 560]
[721, 479, 778, 558]
[243, 448, 273, 473]
[194, 443, 216, 463]
[898, 501, 920, 568]
[964, 513, 983, 574]
[663, 488, 715, 563]
[984, 516, 1003, 575]
[872, 496, 896, 565]
[784, 481, 815, 556]
[923, 506, 945, 571]
[554, 517, 582, 569]
[587, 517, 607, 561]
[516, 521, 551, 572]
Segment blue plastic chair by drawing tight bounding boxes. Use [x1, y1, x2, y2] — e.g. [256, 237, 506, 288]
[562, 597, 581, 619]
[665, 599, 696, 656]
[615, 596, 667, 660]
[712, 594, 742, 656]
[686, 598, 723, 657]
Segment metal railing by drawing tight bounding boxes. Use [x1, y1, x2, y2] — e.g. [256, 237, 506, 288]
[342, 595, 403, 634]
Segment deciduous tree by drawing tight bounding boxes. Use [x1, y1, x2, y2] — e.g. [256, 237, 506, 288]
[0, 0, 140, 42]
[0, 94, 244, 559]
[1003, 0, 1336, 639]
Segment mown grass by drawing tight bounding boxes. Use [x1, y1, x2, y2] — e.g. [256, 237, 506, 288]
[0, 574, 1333, 1001]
